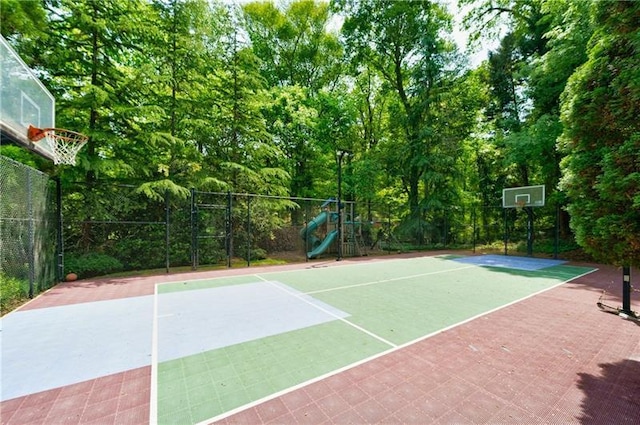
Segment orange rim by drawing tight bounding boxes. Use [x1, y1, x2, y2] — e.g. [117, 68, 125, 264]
[27, 125, 48, 142]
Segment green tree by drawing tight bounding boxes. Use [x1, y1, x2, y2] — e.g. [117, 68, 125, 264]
[212, 15, 289, 195]
[559, 0, 640, 265]
[262, 85, 318, 198]
[242, 0, 342, 91]
[240, 0, 344, 199]
[337, 0, 460, 216]
[0, 0, 46, 40]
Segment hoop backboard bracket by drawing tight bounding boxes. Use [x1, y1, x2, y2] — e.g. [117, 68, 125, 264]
[502, 185, 545, 209]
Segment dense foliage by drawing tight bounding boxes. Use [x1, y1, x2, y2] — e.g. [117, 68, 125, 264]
[559, 1, 640, 265]
[1, 0, 638, 266]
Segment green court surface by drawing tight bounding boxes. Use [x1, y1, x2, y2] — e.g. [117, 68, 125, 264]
[152, 255, 595, 424]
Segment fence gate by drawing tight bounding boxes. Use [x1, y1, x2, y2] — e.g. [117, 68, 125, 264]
[191, 190, 231, 270]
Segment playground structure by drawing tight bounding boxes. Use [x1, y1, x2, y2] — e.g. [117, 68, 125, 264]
[299, 199, 367, 259]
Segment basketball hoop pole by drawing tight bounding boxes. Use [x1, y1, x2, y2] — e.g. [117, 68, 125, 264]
[525, 207, 534, 257]
[622, 266, 633, 316]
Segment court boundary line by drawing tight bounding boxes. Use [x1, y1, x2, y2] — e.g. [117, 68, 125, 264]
[154, 254, 448, 289]
[194, 266, 598, 425]
[256, 276, 397, 348]
[149, 284, 159, 425]
[304, 265, 476, 295]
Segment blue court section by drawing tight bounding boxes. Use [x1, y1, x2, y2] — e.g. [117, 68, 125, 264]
[0, 296, 154, 401]
[157, 280, 349, 362]
[452, 254, 566, 271]
[0, 279, 348, 403]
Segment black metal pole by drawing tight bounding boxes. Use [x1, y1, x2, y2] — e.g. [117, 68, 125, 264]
[304, 207, 309, 262]
[472, 206, 476, 254]
[622, 266, 632, 315]
[554, 204, 559, 259]
[227, 191, 232, 268]
[55, 177, 64, 282]
[443, 209, 448, 248]
[337, 151, 346, 261]
[165, 190, 170, 274]
[503, 208, 508, 256]
[27, 172, 34, 298]
[246, 196, 251, 268]
[190, 188, 197, 270]
[527, 211, 533, 256]
[387, 205, 391, 254]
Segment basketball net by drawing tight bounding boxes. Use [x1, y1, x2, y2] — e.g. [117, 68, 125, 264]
[28, 125, 88, 165]
[515, 200, 526, 212]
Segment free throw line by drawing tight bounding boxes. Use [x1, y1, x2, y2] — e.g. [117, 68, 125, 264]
[254, 275, 397, 348]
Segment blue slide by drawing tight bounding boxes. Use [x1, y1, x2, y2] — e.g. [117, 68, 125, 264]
[300, 210, 338, 259]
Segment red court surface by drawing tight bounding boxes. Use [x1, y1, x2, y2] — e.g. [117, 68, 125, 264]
[2, 252, 639, 425]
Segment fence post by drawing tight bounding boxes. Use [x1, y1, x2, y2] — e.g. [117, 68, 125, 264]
[55, 177, 64, 282]
[503, 208, 508, 256]
[246, 195, 251, 268]
[165, 190, 170, 274]
[190, 188, 197, 270]
[472, 206, 476, 253]
[26, 171, 35, 298]
[227, 191, 232, 268]
[443, 209, 448, 248]
[387, 205, 391, 254]
[554, 204, 559, 259]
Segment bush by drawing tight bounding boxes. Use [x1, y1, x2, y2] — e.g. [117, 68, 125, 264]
[64, 253, 123, 279]
[0, 273, 29, 316]
[250, 248, 267, 260]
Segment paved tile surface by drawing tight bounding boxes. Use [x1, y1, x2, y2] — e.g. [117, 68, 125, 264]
[1, 253, 639, 425]
[215, 261, 640, 425]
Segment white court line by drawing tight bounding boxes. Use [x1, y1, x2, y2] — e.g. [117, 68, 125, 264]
[149, 284, 159, 425]
[305, 265, 476, 295]
[153, 254, 451, 290]
[197, 267, 599, 425]
[253, 275, 397, 349]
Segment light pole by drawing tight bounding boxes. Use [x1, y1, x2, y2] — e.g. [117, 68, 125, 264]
[337, 149, 350, 261]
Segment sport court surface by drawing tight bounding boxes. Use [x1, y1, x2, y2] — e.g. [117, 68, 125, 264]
[1, 253, 639, 424]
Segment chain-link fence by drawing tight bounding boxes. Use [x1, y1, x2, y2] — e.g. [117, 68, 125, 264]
[62, 181, 169, 277]
[57, 182, 574, 278]
[361, 201, 569, 257]
[0, 156, 59, 301]
[0, 160, 579, 312]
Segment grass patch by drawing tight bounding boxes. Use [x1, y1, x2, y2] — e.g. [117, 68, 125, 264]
[0, 274, 29, 316]
[94, 257, 291, 280]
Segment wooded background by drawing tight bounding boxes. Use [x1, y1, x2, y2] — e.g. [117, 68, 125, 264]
[1, 0, 638, 268]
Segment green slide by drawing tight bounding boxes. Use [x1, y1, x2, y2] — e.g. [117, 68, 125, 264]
[307, 229, 338, 259]
[300, 210, 338, 258]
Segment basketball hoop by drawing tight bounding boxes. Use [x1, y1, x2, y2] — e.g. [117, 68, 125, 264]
[27, 125, 88, 165]
[515, 200, 526, 212]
